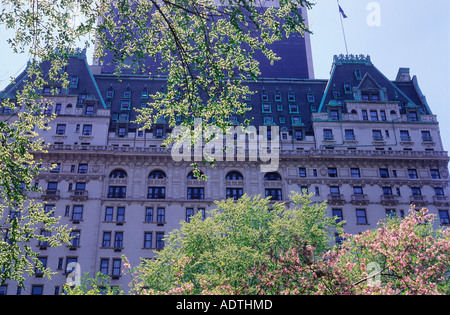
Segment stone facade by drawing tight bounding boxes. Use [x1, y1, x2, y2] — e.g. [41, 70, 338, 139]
[1, 49, 449, 294]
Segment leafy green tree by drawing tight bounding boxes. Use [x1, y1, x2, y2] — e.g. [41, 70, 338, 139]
[1, 0, 313, 176]
[63, 272, 124, 295]
[0, 62, 72, 286]
[123, 192, 343, 294]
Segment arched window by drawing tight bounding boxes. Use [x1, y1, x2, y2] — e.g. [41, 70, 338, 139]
[226, 171, 243, 180]
[264, 172, 281, 181]
[149, 170, 166, 179]
[109, 169, 127, 178]
[187, 170, 204, 179]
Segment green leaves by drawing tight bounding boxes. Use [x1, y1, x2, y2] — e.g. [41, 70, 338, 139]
[127, 192, 340, 294]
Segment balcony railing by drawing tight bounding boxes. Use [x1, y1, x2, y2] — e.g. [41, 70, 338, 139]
[327, 194, 345, 205]
[380, 195, 399, 205]
[42, 190, 60, 201]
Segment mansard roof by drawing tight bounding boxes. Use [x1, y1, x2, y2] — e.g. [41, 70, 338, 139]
[0, 49, 105, 108]
[2, 52, 433, 132]
[318, 54, 432, 115]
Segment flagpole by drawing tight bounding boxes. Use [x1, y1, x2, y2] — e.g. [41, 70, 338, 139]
[337, 0, 349, 55]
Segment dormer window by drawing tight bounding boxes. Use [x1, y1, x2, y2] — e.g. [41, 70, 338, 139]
[354, 69, 362, 80]
[106, 89, 114, 98]
[121, 100, 131, 110]
[274, 91, 282, 102]
[288, 92, 295, 102]
[343, 83, 352, 94]
[141, 89, 148, 99]
[307, 93, 315, 102]
[70, 76, 79, 88]
[261, 91, 269, 101]
[409, 111, 419, 122]
[362, 92, 379, 101]
[123, 89, 131, 98]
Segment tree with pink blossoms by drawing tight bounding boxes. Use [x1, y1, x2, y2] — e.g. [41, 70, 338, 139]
[254, 206, 450, 295]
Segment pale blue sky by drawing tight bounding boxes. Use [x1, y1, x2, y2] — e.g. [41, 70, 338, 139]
[1, 0, 449, 151]
[308, 0, 450, 151]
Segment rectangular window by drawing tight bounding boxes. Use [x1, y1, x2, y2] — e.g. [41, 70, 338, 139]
[55, 103, 62, 115]
[186, 208, 194, 223]
[411, 187, 422, 196]
[345, 129, 355, 141]
[144, 232, 152, 248]
[85, 105, 94, 116]
[226, 188, 243, 200]
[430, 169, 441, 179]
[439, 210, 450, 225]
[147, 187, 166, 199]
[421, 131, 432, 141]
[294, 130, 303, 141]
[289, 104, 299, 113]
[123, 90, 131, 98]
[330, 110, 339, 121]
[288, 92, 295, 102]
[332, 209, 343, 223]
[274, 92, 282, 101]
[78, 164, 88, 174]
[156, 232, 164, 249]
[370, 110, 379, 121]
[343, 83, 352, 94]
[105, 207, 113, 222]
[353, 186, 363, 195]
[356, 209, 368, 224]
[261, 91, 269, 101]
[72, 206, 83, 221]
[434, 187, 445, 196]
[382, 187, 393, 196]
[380, 110, 386, 121]
[187, 187, 204, 200]
[70, 76, 79, 87]
[262, 103, 271, 113]
[47, 182, 58, 191]
[350, 168, 360, 178]
[379, 168, 389, 178]
[102, 232, 111, 247]
[408, 169, 418, 179]
[106, 90, 114, 98]
[362, 110, 368, 120]
[157, 208, 165, 223]
[114, 232, 123, 248]
[372, 130, 383, 141]
[145, 207, 154, 222]
[330, 186, 340, 195]
[100, 259, 109, 275]
[112, 259, 121, 277]
[70, 230, 81, 247]
[328, 168, 338, 178]
[409, 111, 418, 122]
[56, 124, 66, 135]
[82, 125, 92, 136]
[299, 168, 307, 177]
[265, 188, 282, 201]
[323, 129, 333, 141]
[116, 207, 125, 222]
[108, 186, 126, 198]
[400, 130, 410, 141]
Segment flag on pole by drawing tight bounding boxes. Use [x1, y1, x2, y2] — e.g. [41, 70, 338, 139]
[339, 5, 348, 18]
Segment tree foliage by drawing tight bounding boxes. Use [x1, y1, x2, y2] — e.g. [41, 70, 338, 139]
[123, 192, 343, 294]
[0, 62, 72, 286]
[122, 201, 450, 295]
